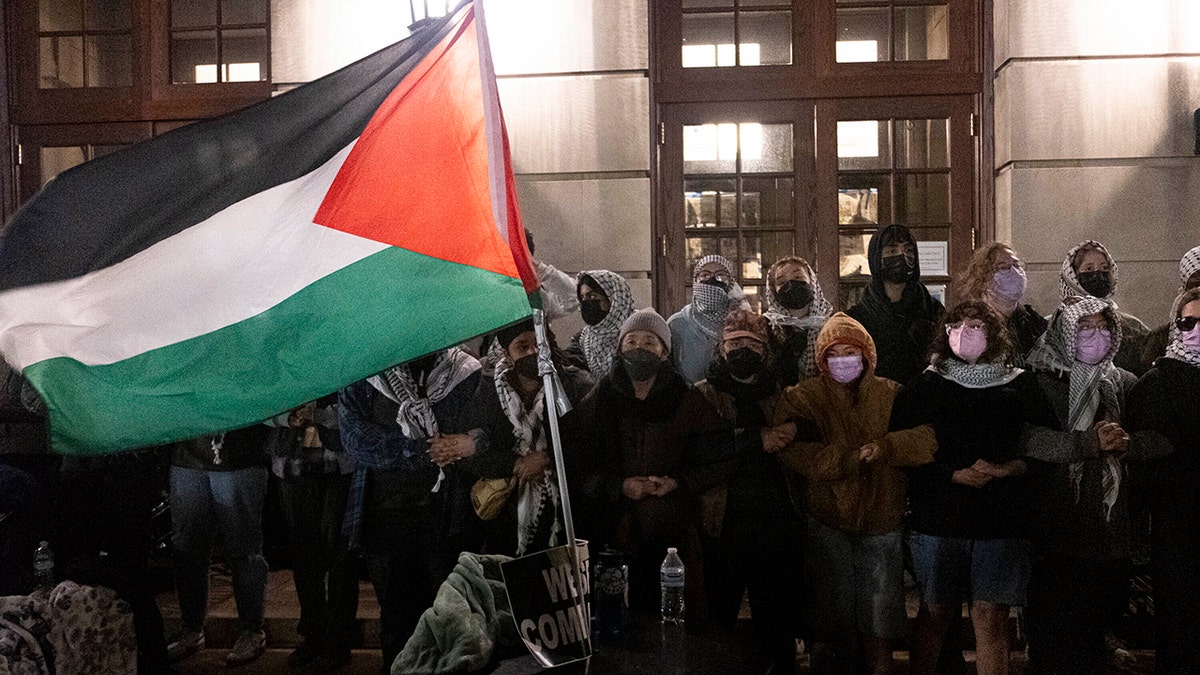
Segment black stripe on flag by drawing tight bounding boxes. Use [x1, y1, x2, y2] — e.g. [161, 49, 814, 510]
[0, 8, 465, 291]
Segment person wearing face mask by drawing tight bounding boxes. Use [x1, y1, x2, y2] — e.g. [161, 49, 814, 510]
[1058, 240, 1151, 375]
[338, 347, 485, 670]
[1124, 286, 1200, 674]
[768, 313, 935, 675]
[890, 301, 1058, 675]
[584, 308, 735, 617]
[763, 256, 834, 386]
[846, 224, 945, 386]
[566, 270, 634, 378]
[692, 310, 806, 673]
[957, 243, 1047, 364]
[669, 255, 747, 384]
[1021, 297, 1171, 675]
[471, 319, 594, 557]
[1136, 244, 1200, 373]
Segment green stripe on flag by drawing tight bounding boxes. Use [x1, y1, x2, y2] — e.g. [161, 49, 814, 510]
[24, 246, 531, 455]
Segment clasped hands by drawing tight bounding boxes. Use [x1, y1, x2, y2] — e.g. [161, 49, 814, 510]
[623, 475, 679, 500]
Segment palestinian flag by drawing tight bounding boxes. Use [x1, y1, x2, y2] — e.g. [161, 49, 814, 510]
[0, 0, 535, 455]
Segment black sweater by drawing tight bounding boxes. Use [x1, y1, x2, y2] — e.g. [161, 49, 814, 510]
[892, 368, 1058, 539]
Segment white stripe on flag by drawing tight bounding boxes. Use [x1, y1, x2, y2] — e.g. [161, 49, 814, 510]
[0, 141, 388, 370]
[473, 0, 508, 242]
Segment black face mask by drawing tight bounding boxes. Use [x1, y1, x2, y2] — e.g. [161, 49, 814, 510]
[700, 276, 731, 293]
[514, 354, 540, 380]
[879, 254, 915, 283]
[1078, 270, 1112, 298]
[725, 348, 764, 380]
[580, 299, 609, 326]
[776, 280, 813, 310]
[621, 349, 662, 382]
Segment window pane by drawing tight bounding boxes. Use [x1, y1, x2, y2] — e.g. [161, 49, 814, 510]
[221, 27, 268, 81]
[685, 235, 739, 276]
[85, 0, 130, 30]
[742, 285, 764, 313]
[172, 0, 216, 28]
[838, 187, 879, 226]
[91, 144, 128, 159]
[682, 12, 734, 68]
[86, 34, 131, 87]
[837, 120, 890, 170]
[895, 118, 950, 169]
[170, 29, 216, 83]
[40, 36, 84, 88]
[221, 0, 267, 25]
[740, 177, 792, 228]
[896, 173, 950, 224]
[744, 231, 794, 281]
[684, 124, 737, 174]
[40, 0, 82, 32]
[839, 230, 874, 278]
[684, 179, 738, 228]
[895, 5, 949, 61]
[836, 8, 889, 63]
[41, 146, 87, 185]
[739, 11, 792, 66]
[683, 0, 731, 6]
[741, 123, 792, 173]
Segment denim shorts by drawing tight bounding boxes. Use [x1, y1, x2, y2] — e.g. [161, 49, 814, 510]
[909, 532, 1031, 607]
[805, 516, 907, 639]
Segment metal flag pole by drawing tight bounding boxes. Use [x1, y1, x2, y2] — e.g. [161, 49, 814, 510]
[532, 308, 577, 549]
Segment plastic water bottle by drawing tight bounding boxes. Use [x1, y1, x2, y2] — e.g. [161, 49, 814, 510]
[34, 541, 54, 591]
[660, 547, 685, 624]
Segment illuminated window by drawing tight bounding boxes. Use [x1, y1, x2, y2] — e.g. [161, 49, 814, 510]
[170, 0, 268, 84]
[682, 7, 791, 68]
[836, 1, 948, 63]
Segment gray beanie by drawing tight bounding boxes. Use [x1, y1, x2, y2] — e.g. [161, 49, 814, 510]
[619, 308, 671, 353]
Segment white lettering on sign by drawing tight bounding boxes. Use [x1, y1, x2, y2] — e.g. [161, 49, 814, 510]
[519, 605, 590, 652]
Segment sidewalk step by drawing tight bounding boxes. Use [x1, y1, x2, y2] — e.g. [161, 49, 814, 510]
[175, 648, 381, 674]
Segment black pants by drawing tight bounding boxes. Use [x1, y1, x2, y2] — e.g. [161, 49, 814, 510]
[279, 471, 359, 654]
[1026, 553, 1127, 675]
[1151, 497, 1200, 675]
[56, 456, 170, 675]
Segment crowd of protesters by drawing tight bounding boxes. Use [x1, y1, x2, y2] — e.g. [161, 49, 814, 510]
[1, 227, 1198, 675]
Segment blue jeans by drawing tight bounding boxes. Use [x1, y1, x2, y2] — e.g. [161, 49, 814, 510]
[170, 466, 268, 633]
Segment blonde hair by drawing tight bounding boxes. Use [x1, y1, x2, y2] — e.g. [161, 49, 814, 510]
[957, 243, 1014, 301]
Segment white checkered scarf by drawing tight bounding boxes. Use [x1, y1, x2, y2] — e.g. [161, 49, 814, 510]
[1177, 245, 1200, 294]
[762, 257, 832, 379]
[577, 270, 634, 379]
[488, 339, 561, 556]
[931, 358, 1024, 389]
[368, 348, 481, 492]
[690, 255, 738, 338]
[1060, 240, 1119, 303]
[1028, 297, 1124, 518]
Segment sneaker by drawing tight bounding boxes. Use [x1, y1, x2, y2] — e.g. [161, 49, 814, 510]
[288, 638, 324, 669]
[225, 629, 266, 666]
[165, 629, 205, 662]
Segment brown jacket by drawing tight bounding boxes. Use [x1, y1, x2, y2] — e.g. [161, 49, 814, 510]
[772, 313, 935, 535]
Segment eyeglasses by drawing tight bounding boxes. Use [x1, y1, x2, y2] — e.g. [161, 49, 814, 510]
[696, 270, 732, 283]
[946, 322, 985, 334]
[1077, 327, 1111, 338]
[1176, 316, 1200, 332]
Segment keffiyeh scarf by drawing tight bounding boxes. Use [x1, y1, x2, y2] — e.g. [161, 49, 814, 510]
[931, 358, 1023, 389]
[577, 270, 634, 379]
[489, 340, 562, 556]
[689, 254, 737, 338]
[763, 257, 833, 379]
[1028, 297, 1124, 519]
[1060, 240, 1120, 302]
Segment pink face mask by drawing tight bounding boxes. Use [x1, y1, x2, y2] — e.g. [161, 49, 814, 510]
[1182, 325, 1200, 349]
[826, 355, 864, 384]
[1075, 328, 1112, 365]
[948, 325, 988, 364]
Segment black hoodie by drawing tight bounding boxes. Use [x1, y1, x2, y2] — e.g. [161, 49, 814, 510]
[846, 224, 945, 385]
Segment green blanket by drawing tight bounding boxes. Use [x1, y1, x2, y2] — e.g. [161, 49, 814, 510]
[393, 552, 518, 674]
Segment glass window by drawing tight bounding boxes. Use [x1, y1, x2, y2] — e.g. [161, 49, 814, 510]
[682, 7, 793, 68]
[38, 0, 131, 88]
[835, 1, 948, 63]
[170, 0, 269, 84]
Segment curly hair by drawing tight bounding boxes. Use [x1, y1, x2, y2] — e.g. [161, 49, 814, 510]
[929, 300, 1019, 366]
[956, 242, 1015, 301]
